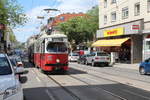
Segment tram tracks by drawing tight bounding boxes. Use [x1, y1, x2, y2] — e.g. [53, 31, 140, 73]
[67, 64, 150, 100]
[68, 74, 127, 100]
[32, 63, 150, 100]
[47, 74, 126, 100]
[70, 63, 150, 84]
[47, 75, 81, 100]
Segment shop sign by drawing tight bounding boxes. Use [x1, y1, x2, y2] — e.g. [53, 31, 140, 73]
[132, 25, 140, 30]
[104, 27, 124, 37]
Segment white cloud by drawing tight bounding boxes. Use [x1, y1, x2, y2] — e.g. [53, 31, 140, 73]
[13, 0, 98, 42]
[56, 0, 98, 13]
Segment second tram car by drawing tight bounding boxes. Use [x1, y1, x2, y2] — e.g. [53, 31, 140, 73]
[33, 34, 69, 72]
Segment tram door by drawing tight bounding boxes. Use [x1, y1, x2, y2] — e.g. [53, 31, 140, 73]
[40, 40, 45, 68]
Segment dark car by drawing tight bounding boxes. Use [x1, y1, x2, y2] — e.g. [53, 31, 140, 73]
[139, 58, 150, 75]
[77, 54, 88, 64]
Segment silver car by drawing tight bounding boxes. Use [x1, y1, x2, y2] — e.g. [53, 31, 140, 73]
[69, 53, 79, 62]
[86, 52, 110, 66]
[0, 53, 24, 100]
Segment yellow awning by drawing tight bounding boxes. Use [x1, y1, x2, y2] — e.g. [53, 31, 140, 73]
[92, 38, 130, 47]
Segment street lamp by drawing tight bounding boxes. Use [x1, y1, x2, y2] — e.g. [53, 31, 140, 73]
[43, 8, 59, 13]
[37, 16, 44, 19]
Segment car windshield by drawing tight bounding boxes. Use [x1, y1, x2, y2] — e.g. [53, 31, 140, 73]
[97, 52, 108, 56]
[47, 42, 68, 52]
[72, 53, 79, 56]
[0, 57, 12, 75]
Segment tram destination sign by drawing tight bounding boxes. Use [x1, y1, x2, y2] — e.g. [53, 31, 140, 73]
[52, 38, 63, 42]
[52, 38, 67, 42]
[46, 37, 67, 42]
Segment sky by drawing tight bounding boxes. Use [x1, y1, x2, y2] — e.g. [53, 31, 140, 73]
[13, 0, 98, 42]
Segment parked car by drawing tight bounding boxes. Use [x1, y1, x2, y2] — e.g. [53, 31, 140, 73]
[69, 53, 79, 62]
[9, 56, 24, 81]
[77, 54, 88, 64]
[86, 52, 110, 66]
[0, 53, 24, 100]
[139, 58, 150, 75]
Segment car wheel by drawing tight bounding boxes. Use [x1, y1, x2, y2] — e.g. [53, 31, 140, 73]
[85, 60, 88, 65]
[139, 67, 146, 75]
[23, 95, 26, 100]
[105, 63, 109, 67]
[92, 61, 95, 67]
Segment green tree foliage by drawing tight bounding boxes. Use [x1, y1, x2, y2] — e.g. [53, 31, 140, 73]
[0, 0, 27, 27]
[58, 5, 99, 47]
[9, 32, 16, 42]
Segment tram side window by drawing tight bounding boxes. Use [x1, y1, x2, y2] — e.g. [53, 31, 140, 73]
[146, 41, 150, 51]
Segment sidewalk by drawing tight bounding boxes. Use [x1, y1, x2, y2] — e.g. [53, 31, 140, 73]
[113, 63, 139, 70]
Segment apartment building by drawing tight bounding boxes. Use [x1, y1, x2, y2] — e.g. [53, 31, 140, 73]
[95, 0, 150, 63]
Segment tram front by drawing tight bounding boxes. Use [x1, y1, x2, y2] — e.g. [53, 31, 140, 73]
[43, 34, 69, 72]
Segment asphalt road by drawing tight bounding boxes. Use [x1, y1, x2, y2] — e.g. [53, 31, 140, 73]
[21, 61, 150, 100]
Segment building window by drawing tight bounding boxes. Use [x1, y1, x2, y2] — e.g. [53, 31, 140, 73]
[135, 2, 140, 16]
[122, 7, 129, 19]
[60, 16, 65, 21]
[104, 15, 107, 24]
[111, 12, 116, 22]
[104, 0, 107, 8]
[148, 0, 150, 12]
[111, 0, 116, 4]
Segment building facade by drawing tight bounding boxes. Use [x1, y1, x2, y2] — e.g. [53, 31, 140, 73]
[46, 13, 86, 35]
[96, 0, 150, 63]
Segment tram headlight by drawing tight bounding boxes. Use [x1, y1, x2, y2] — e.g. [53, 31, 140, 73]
[56, 59, 60, 63]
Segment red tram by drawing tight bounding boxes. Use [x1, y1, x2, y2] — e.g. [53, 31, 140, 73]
[30, 34, 69, 72]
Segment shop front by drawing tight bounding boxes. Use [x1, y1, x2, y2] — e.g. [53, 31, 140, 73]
[95, 19, 143, 63]
[143, 34, 150, 60]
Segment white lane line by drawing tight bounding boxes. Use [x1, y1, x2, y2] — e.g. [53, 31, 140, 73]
[123, 90, 150, 100]
[36, 77, 41, 82]
[45, 89, 55, 100]
[31, 70, 35, 74]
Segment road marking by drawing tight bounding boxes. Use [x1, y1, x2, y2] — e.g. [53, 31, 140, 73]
[36, 77, 41, 82]
[45, 89, 56, 100]
[31, 70, 35, 74]
[123, 90, 150, 100]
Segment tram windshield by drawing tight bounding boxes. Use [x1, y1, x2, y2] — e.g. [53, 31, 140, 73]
[47, 42, 68, 52]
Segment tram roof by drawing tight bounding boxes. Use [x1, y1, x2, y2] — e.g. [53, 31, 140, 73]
[39, 33, 67, 39]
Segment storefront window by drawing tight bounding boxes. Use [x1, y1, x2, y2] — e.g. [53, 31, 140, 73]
[145, 41, 150, 51]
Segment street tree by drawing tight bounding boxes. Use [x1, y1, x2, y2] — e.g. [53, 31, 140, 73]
[58, 5, 99, 48]
[0, 0, 27, 27]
